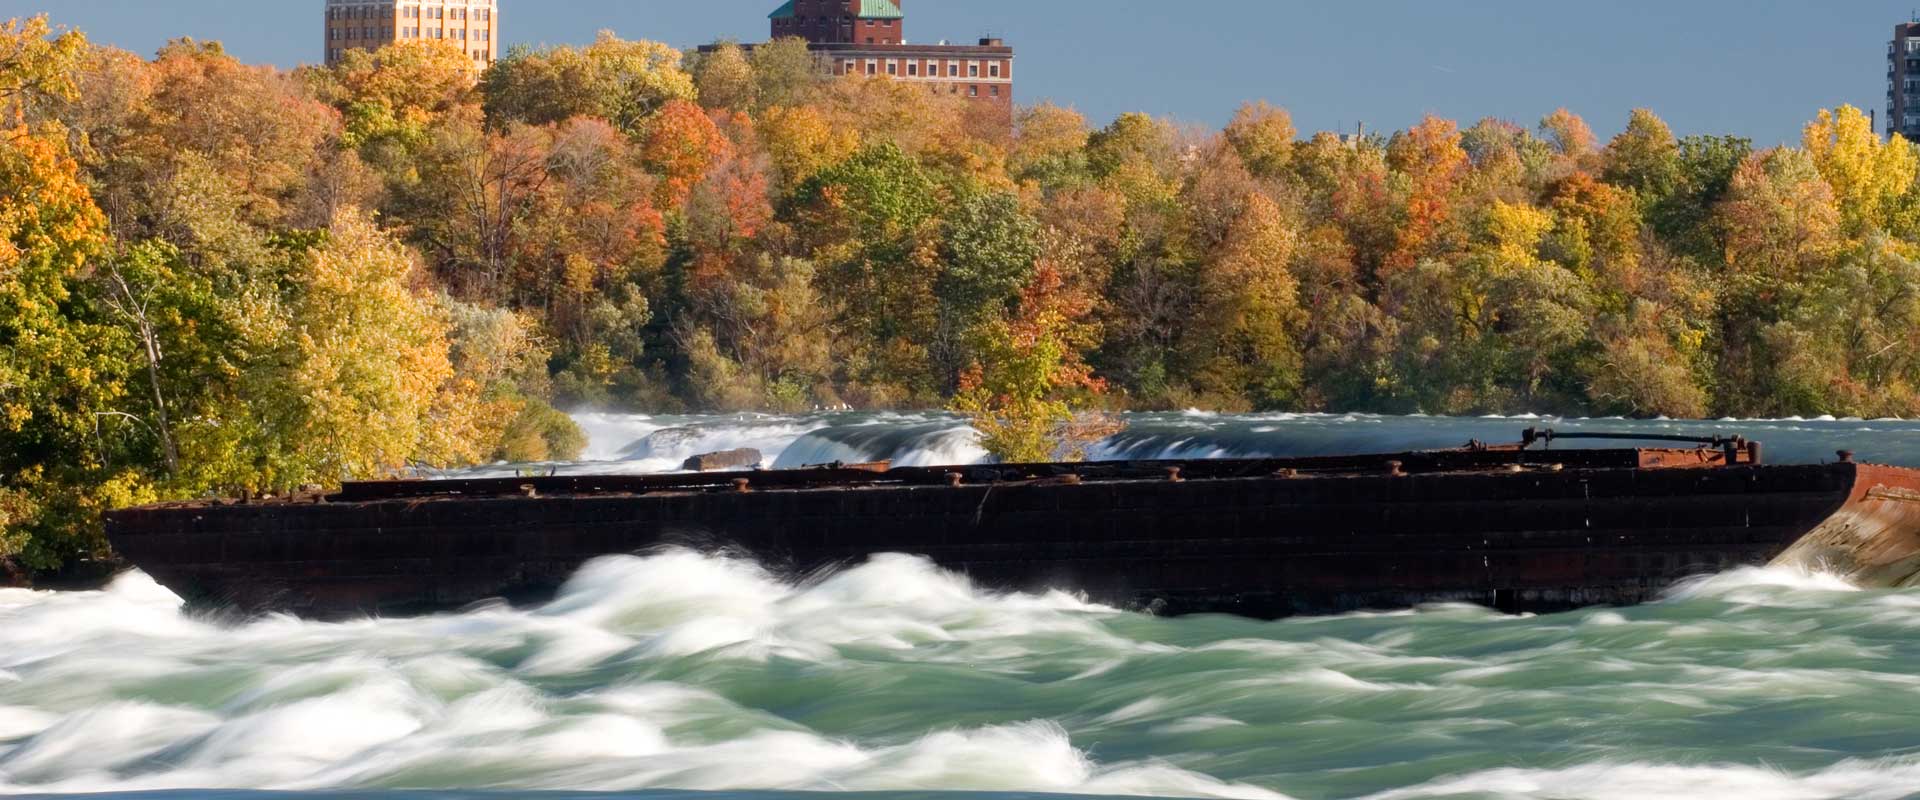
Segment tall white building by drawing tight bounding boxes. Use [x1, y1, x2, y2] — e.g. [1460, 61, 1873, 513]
[324, 0, 499, 67]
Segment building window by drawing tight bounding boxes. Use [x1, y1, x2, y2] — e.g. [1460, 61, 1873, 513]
[991, 85, 1000, 97]
[865, 37, 874, 43]
[866, 19, 875, 26]
[968, 85, 978, 97]
[866, 60, 876, 75]
[907, 62, 918, 76]
[990, 63, 1001, 78]
[968, 63, 980, 77]
[887, 61, 897, 75]
[948, 62, 958, 77]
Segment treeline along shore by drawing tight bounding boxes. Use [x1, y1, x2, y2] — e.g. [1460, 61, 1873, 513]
[5, 13, 1920, 574]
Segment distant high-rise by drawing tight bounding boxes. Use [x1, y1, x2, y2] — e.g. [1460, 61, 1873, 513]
[1890, 22, 1920, 138]
[324, 0, 499, 67]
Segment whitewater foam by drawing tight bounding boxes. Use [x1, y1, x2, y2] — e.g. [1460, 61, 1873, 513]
[1362, 758, 1920, 800]
[1661, 566, 1862, 605]
[10, 546, 1920, 799]
[0, 552, 1283, 798]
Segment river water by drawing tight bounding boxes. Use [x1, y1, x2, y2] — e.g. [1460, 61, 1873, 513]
[8, 413, 1920, 800]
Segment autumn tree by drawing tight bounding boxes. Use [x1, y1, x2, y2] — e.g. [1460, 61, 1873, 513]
[790, 141, 942, 399]
[641, 99, 729, 208]
[1601, 108, 1679, 199]
[95, 38, 337, 269]
[934, 191, 1042, 382]
[0, 15, 87, 122]
[952, 263, 1112, 462]
[1223, 101, 1296, 179]
[757, 103, 855, 191]
[690, 41, 755, 112]
[0, 126, 140, 569]
[316, 41, 476, 147]
[274, 211, 470, 480]
[1011, 102, 1089, 186]
[1803, 105, 1918, 235]
[1190, 192, 1304, 408]
[748, 36, 820, 110]
[1385, 115, 1470, 270]
[405, 112, 551, 298]
[1538, 108, 1597, 165]
[481, 33, 694, 134]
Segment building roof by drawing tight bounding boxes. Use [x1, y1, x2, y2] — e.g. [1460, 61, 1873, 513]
[858, 1, 904, 19]
[769, 0, 904, 20]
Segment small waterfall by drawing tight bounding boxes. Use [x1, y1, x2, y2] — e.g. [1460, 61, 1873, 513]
[772, 420, 985, 468]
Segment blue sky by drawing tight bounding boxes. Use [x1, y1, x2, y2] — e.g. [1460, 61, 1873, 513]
[3, 1, 1910, 145]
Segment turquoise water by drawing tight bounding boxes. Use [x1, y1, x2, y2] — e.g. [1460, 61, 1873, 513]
[7, 554, 1920, 800]
[10, 414, 1920, 800]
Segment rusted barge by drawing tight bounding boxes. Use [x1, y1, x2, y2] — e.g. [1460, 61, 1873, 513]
[106, 430, 1920, 619]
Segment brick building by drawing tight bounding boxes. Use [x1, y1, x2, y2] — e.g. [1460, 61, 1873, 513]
[1892, 22, 1920, 138]
[755, 0, 1015, 107]
[324, 0, 499, 67]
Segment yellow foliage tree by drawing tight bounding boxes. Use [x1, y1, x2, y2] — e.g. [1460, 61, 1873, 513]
[282, 210, 464, 481]
[1223, 101, 1297, 178]
[1481, 200, 1555, 267]
[320, 40, 477, 146]
[0, 15, 87, 122]
[756, 103, 854, 190]
[1803, 105, 1918, 234]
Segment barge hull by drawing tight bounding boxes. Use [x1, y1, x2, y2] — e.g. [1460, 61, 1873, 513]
[104, 454, 1920, 619]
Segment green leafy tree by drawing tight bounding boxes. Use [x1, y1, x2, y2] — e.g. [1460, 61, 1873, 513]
[790, 141, 942, 398]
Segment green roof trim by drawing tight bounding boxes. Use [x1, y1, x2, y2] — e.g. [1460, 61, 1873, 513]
[859, 0, 904, 19]
[771, 0, 903, 20]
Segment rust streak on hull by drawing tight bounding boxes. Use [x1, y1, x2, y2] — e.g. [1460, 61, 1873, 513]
[1771, 464, 1920, 588]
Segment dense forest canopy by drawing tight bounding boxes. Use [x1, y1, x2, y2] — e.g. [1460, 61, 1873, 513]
[5, 15, 1920, 570]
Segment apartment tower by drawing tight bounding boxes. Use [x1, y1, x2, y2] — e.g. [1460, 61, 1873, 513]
[324, 0, 499, 67]
[1891, 22, 1920, 138]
